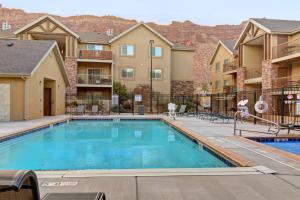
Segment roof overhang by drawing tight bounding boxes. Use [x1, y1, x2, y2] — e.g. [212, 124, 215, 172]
[109, 23, 174, 46]
[14, 15, 79, 39]
[234, 19, 271, 50]
[30, 42, 70, 86]
[209, 41, 234, 65]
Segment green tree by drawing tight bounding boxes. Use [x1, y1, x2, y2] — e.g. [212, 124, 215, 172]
[113, 82, 128, 103]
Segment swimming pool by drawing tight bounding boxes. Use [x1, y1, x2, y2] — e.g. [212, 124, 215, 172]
[262, 140, 300, 155]
[0, 120, 233, 170]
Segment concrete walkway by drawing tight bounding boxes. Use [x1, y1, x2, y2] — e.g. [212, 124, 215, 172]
[1, 115, 300, 199]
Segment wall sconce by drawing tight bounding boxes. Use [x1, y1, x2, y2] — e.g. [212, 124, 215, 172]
[39, 80, 42, 85]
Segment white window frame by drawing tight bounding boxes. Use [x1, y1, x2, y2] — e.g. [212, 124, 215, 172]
[121, 68, 134, 79]
[121, 44, 135, 56]
[150, 68, 163, 80]
[150, 46, 163, 57]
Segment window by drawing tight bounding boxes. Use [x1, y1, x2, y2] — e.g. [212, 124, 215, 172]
[151, 69, 162, 79]
[224, 59, 229, 65]
[87, 44, 103, 51]
[223, 80, 228, 86]
[215, 81, 220, 89]
[121, 68, 134, 79]
[215, 62, 220, 71]
[121, 45, 135, 56]
[150, 46, 162, 57]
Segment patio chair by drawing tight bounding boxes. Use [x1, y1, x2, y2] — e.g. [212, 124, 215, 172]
[280, 115, 300, 134]
[76, 105, 85, 115]
[91, 105, 99, 115]
[0, 170, 106, 200]
[176, 105, 187, 116]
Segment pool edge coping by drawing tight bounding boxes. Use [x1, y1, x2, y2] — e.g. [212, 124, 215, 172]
[238, 136, 300, 164]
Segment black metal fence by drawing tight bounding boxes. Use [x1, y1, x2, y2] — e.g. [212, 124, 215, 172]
[66, 87, 300, 125]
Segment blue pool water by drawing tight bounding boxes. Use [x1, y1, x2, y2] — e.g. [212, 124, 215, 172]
[262, 141, 300, 155]
[0, 120, 232, 170]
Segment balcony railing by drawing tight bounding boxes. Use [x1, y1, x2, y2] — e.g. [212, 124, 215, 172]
[272, 38, 300, 59]
[245, 67, 262, 79]
[77, 74, 112, 86]
[223, 85, 237, 93]
[223, 61, 238, 73]
[272, 76, 300, 88]
[78, 50, 113, 60]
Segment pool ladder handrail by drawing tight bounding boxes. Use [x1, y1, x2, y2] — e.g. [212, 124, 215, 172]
[233, 111, 280, 136]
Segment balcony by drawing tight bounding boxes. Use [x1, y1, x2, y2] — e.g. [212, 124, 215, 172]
[272, 76, 300, 89]
[223, 85, 237, 93]
[272, 38, 300, 62]
[245, 67, 262, 84]
[223, 61, 238, 74]
[78, 50, 113, 61]
[77, 74, 112, 87]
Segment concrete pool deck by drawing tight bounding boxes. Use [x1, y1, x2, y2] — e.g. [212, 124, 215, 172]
[1, 115, 300, 199]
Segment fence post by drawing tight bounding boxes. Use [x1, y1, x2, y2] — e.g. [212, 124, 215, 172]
[156, 95, 159, 115]
[210, 94, 213, 114]
[253, 90, 257, 124]
[281, 87, 285, 124]
[118, 97, 121, 115]
[196, 94, 199, 114]
[132, 94, 134, 115]
[225, 93, 228, 116]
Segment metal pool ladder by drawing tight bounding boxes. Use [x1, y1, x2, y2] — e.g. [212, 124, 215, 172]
[233, 111, 280, 136]
[113, 118, 121, 123]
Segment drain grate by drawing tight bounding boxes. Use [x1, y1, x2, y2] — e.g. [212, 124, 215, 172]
[41, 181, 78, 187]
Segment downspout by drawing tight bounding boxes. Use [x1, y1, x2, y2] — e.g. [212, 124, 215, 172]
[20, 75, 27, 120]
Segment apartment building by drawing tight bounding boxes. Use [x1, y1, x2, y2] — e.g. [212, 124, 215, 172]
[13, 15, 195, 98]
[211, 18, 300, 94]
[210, 40, 238, 94]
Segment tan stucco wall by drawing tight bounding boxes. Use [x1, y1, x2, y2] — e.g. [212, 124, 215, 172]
[243, 45, 263, 68]
[211, 44, 234, 94]
[171, 50, 195, 81]
[24, 49, 67, 120]
[111, 25, 172, 94]
[0, 77, 25, 121]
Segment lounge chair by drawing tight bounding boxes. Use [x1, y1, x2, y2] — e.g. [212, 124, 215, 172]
[176, 105, 187, 116]
[76, 105, 85, 115]
[91, 105, 99, 115]
[0, 170, 106, 200]
[280, 115, 300, 134]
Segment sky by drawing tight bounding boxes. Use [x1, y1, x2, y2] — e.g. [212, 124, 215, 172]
[1, 0, 300, 25]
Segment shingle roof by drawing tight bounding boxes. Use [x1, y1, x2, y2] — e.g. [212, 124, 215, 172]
[221, 40, 237, 53]
[0, 40, 55, 75]
[172, 44, 195, 51]
[251, 18, 300, 33]
[0, 30, 16, 39]
[77, 32, 112, 44]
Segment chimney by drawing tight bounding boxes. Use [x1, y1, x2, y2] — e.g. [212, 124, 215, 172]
[106, 28, 113, 36]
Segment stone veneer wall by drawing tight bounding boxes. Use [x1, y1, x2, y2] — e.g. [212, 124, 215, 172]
[262, 60, 279, 90]
[237, 67, 246, 92]
[171, 81, 194, 96]
[64, 58, 77, 95]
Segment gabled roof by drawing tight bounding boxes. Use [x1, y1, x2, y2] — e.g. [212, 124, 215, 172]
[14, 15, 79, 39]
[209, 40, 236, 65]
[0, 30, 16, 39]
[251, 18, 300, 33]
[234, 18, 300, 49]
[0, 39, 69, 85]
[109, 23, 174, 46]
